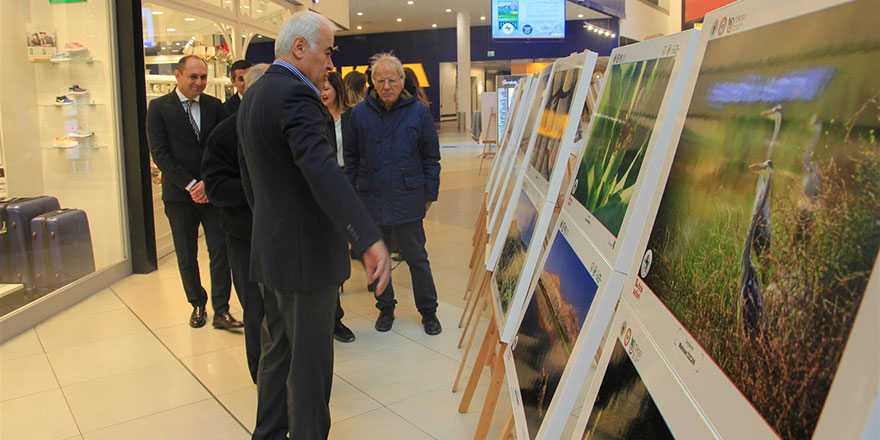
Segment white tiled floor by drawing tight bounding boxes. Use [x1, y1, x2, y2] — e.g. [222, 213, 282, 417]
[0, 126, 530, 439]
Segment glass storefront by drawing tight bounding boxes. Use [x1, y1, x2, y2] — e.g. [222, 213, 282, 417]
[0, 0, 126, 316]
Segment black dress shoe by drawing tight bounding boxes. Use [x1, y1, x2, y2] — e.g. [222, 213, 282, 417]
[421, 312, 442, 335]
[334, 321, 356, 343]
[189, 306, 207, 328]
[213, 312, 244, 330]
[375, 308, 395, 332]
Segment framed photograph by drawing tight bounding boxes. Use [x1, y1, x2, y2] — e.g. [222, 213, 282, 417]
[486, 77, 532, 227]
[570, 299, 718, 440]
[623, 0, 880, 438]
[504, 210, 623, 439]
[564, 30, 701, 271]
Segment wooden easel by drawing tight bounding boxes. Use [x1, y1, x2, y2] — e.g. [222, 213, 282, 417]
[478, 108, 498, 175]
[454, 273, 509, 440]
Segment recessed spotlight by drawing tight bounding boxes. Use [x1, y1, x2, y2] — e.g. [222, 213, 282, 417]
[356, 11, 363, 15]
[184, 17, 196, 21]
[152, 10, 163, 15]
[604, 31, 610, 36]
[175, 42, 181, 45]
[587, 25, 593, 30]
[356, 25, 363, 30]
[255, 9, 263, 12]
[407, 0, 414, 4]
[445, 8, 452, 13]
[257, 34, 263, 38]
[396, 17, 402, 22]
[166, 28, 176, 32]
[432, 23, 437, 28]
[577, 14, 583, 18]
[160, 46, 166, 50]
[480, 16, 486, 20]
[242, 4, 249, 8]
[611, 33, 616, 38]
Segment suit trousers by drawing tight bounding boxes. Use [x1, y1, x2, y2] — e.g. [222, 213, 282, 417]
[253, 284, 337, 440]
[225, 233, 264, 384]
[375, 220, 439, 314]
[164, 201, 232, 314]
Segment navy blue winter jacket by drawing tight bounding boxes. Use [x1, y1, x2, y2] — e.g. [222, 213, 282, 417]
[344, 89, 441, 226]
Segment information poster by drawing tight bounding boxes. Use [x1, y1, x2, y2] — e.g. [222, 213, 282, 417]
[492, 0, 565, 39]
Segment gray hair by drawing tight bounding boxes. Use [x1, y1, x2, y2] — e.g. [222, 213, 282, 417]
[243, 63, 270, 88]
[275, 11, 334, 57]
[369, 53, 404, 81]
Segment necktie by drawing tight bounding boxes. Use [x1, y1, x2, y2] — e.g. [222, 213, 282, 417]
[183, 99, 200, 140]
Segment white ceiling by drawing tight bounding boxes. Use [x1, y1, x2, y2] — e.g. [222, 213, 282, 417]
[337, 0, 609, 35]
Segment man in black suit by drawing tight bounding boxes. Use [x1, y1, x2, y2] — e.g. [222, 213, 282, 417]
[148, 55, 242, 331]
[237, 11, 391, 440]
[223, 59, 251, 116]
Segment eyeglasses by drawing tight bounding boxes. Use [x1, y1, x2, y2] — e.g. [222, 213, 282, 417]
[375, 77, 402, 87]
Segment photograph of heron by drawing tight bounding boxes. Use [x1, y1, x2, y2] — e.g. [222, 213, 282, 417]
[496, 188, 540, 313]
[581, 340, 674, 440]
[570, 56, 675, 237]
[512, 229, 599, 438]
[641, 1, 880, 438]
[529, 67, 582, 182]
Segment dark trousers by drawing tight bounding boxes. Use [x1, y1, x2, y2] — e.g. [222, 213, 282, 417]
[225, 233, 264, 384]
[376, 220, 438, 314]
[253, 284, 336, 440]
[164, 201, 231, 314]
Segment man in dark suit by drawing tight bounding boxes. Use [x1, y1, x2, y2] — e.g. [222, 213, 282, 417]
[237, 11, 391, 440]
[223, 59, 251, 116]
[148, 55, 242, 331]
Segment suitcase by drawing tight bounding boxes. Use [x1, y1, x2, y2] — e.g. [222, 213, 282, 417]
[1, 196, 61, 288]
[30, 209, 96, 292]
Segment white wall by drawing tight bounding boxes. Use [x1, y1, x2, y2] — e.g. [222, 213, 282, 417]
[620, 0, 683, 41]
[438, 62, 457, 118]
[470, 65, 485, 112]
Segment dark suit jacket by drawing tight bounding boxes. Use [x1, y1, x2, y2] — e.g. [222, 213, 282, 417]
[223, 93, 241, 117]
[147, 90, 226, 202]
[201, 113, 252, 241]
[237, 64, 381, 292]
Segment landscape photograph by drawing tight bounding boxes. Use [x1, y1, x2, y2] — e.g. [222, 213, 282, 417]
[512, 230, 599, 437]
[495, 189, 539, 313]
[642, 1, 880, 438]
[581, 340, 674, 440]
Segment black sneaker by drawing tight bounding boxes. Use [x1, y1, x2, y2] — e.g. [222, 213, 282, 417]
[421, 312, 442, 335]
[375, 309, 395, 332]
[334, 321, 356, 343]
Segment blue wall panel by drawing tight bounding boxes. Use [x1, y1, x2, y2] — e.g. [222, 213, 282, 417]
[247, 19, 618, 120]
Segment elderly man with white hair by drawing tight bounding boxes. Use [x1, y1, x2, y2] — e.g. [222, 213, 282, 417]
[344, 53, 442, 336]
[237, 11, 392, 440]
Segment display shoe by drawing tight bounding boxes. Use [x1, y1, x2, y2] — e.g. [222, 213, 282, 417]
[67, 129, 94, 138]
[421, 312, 442, 335]
[189, 305, 207, 328]
[68, 84, 88, 94]
[334, 321, 356, 343]
[374, 308, 395, 332]
[213, 312, 244, 330]
[55, 95, 74, 105]
[52, 137, 79, 148]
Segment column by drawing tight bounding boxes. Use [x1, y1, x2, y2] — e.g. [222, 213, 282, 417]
[456, 11, 471, 131]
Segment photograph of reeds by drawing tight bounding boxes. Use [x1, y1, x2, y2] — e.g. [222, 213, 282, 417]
[519, 70, 552, 156]
[495, 189, 540, 313]
[582, 340, 674, 440]
[570, 56, 675, 237]
[529, 67, 582, 182]
[642, 1, 879, 438]
[512, 230, 599, 438]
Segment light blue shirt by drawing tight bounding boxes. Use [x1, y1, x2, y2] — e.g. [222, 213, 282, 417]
[273, 59, 321, 96]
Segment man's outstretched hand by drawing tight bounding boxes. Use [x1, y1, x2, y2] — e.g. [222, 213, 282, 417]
[362, 239, 391, 297]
